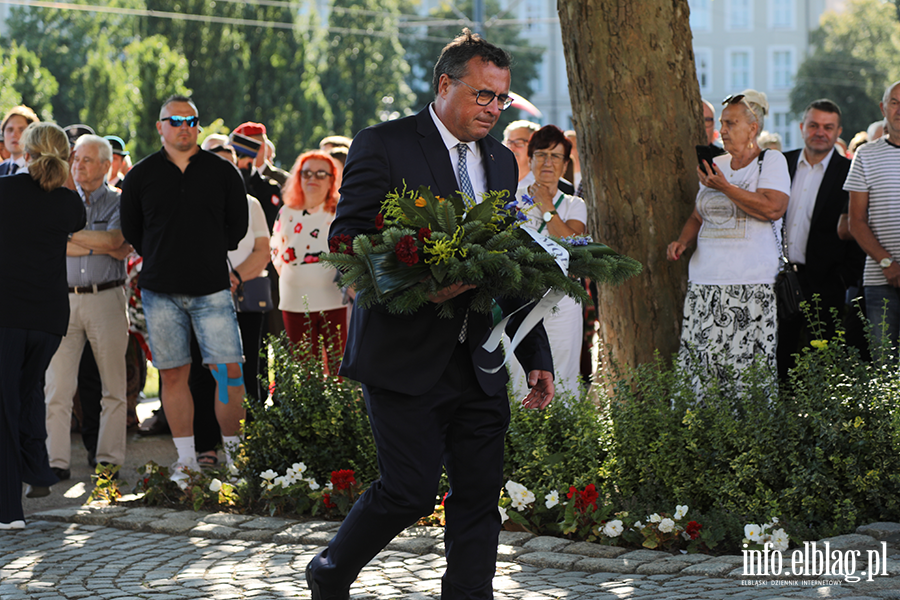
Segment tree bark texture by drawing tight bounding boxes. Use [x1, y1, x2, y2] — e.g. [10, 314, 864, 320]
[558, 0, 703, 369]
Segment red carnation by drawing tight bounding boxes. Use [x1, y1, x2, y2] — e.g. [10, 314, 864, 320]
[282, 247, 297, 263]
[686, 521, 702, 540]
[567, 484, 599, 513]
[394, 235, 419, 266]
[417, 227, 432, 244]
[328, 234, 354, 256]
[330, 469, 356, 491]
[322, 493, 337, 509]
[375, 214, 384, 230]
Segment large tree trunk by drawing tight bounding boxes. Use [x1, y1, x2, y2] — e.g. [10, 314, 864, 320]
[559, 0, 703, 369]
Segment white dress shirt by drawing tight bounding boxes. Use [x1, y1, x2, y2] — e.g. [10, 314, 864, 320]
[429, 104, 487, 201]
[785, 148, 833, 264]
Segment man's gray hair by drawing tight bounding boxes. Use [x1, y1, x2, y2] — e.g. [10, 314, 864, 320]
[883, 81, 900, 105]
[503, 120, 539, 141]
[74, 134, 113, 163]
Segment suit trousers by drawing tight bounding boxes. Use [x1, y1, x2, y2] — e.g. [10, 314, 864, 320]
[311, 342, 510, 599]
[0, 327, 60, 523]
[45, 288, 129, 468]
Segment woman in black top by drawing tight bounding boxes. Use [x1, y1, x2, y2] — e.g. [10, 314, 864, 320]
[0, 122, 85, 529]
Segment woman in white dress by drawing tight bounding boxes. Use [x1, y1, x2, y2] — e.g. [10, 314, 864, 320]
[510, 124, 588, 401]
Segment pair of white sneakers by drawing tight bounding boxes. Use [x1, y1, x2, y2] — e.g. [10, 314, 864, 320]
[0, 520, 25, 530]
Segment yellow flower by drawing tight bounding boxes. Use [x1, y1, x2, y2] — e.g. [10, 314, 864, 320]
[415, 197, 427, 208]
[810, 339, 828, 349]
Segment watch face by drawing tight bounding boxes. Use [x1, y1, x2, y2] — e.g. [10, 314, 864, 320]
[882, 258, 893, 268]
[543, 211, 552, 222]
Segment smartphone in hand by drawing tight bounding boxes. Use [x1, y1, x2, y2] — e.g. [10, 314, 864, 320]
[696, 145, 717, 176]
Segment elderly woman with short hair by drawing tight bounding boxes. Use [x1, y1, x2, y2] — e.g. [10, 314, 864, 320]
[667, 90, 791, 392]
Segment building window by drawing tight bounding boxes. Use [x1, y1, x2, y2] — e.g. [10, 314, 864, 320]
[770, 47, 795, 90]
[689, 0, 711, 32]
[695, 47, 712, 95]
[523, 0, 544, 34]
[727, 0, 752, 31]
[770, 0, 794, 29]
[771, 110, 793, 149]
[727, 49, 753, 91]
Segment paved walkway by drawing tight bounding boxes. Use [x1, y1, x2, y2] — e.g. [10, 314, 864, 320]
[3, 503, 900, 599]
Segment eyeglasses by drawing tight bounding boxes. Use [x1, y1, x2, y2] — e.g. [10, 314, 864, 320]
[450, 77, 513, 111]
[506, 138, 529, 149]
[301, 169, 333, 180]
[704, 117, 715, 123]
[160, 116, 199, 128]
[532, 151, 566, 164]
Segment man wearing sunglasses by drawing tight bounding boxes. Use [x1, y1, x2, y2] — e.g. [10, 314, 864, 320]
[309, 29, 554, 600]
[120, 94, 249, 478]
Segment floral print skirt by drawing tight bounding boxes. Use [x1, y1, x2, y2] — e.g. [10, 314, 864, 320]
[677, 282, 777, 397]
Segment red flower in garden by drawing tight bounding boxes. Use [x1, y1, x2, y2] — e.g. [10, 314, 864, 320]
[567, 484, 599, 513]
[329, 234, 354, 256]
[282, 247, 297, 264]
[394, 235, 419, 266]
[330, 469, 356, 491]
[294, 223, 303, 234]
[375, 214, 384, 230]
[322, 493, 337, 509]
[686, 521, 702, 540]
[417, 227, 432, 244]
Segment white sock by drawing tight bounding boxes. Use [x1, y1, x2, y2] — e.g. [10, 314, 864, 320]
[173, 436, 197, 466]
[222, 435, 241, 465]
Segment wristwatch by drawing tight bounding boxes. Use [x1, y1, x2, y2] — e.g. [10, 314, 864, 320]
[542, 210, 558, 223]
[881, 257, 894, 269]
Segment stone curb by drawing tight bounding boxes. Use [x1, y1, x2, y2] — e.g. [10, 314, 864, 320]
[31, 504, 900, 582]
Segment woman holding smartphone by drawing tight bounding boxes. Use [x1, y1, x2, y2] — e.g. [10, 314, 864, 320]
[667, 89, 791, 396]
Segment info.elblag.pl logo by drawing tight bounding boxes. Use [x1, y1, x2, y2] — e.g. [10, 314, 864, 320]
[743, 541, 889, 583]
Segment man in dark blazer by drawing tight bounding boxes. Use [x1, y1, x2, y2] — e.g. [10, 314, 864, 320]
[779, 99, 861, 378]
[307, 30, 555, 600]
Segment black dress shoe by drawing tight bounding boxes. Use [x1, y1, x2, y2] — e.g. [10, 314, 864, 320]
[51, 467, 71, 481]
[24, 484, 51, 498]
[305, 561, 349, 600]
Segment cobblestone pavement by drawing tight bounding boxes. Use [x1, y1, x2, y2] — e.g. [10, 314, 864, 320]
[3, 506, 900, 599]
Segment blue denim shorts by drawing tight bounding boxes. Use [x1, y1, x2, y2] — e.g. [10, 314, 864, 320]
[142, 289, 244, 369]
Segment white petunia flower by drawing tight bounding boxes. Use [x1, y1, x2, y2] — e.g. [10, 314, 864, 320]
[771, 528, 789, 552]
[545, 490, 559, 509]
[744, 524, 762, 542]
[260, 469, 278, 481]
[658, 518, 675, 533]
[498, 506, 509, 524]
[306, 478, 320, 491]
[229, 463, 239, 476]
[208, 478, 222, 493]
[674, 505, 688, 520]
[274, 476, 289, 488]
[649, 513, 662, 523]
[602, 519, 624, 538]
[634, 520, 643, 529]
[292, 462, 307, 475]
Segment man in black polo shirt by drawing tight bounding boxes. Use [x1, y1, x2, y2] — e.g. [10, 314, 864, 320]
[120, 95, 248, 479]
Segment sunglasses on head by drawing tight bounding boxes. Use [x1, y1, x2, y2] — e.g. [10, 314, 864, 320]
[161, 116, 199, 128]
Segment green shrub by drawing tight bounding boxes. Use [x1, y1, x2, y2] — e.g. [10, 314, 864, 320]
[601, 320, 900, 541]
[240, 333, 378, 491]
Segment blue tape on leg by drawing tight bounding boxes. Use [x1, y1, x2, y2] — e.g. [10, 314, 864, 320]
[227, 364, 243, 388]
[212, 364, 229, 404]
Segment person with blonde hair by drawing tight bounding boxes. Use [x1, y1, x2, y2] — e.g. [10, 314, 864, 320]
[0, 122, 85, 529]
[270, 150, 345, 371]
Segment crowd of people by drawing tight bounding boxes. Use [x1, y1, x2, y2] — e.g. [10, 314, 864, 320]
[669, 83, 900, 395]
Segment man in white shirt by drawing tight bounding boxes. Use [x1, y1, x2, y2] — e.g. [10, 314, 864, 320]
[779, 99, 854, 378]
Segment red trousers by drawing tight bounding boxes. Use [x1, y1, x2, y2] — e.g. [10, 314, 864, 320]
[282, 308, 347, 374]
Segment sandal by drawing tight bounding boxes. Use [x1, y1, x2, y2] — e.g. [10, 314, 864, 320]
[197, 453, 219, 470]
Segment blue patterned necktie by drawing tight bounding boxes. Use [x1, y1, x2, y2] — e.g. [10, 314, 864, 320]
[457, 143, 475, 205]
[456, 143, 473, 342]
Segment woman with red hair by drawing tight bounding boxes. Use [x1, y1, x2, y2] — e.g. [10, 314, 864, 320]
[270, 151, 346, 370]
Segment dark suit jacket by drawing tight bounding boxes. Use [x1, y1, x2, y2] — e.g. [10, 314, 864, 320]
[784, 147, 863, 298]
[0, 159, 19, 176]
[330, 107, 553, 397]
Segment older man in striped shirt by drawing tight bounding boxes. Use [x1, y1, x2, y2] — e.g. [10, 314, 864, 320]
[847, 80, 900, 349]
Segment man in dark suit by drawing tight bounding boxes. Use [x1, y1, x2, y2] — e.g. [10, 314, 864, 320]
[307, 30, 555, 600]
[0, 105, 39, 176]
[779, 99, 860, 378]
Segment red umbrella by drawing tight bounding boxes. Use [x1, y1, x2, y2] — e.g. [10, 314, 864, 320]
[509, 92, 542, 118]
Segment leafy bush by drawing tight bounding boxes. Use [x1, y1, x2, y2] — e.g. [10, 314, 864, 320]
[239, 333, 378, 492]
[602, 322, 900, 542]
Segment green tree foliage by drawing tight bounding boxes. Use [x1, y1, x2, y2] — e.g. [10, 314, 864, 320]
[75, 36, 138, 145]
[404, 0, 543, 138]
[318, 0, 416, 138]
[122, 36, 191, 159]
[0, 42, 59, 120]
[791, 0, 898, 136]
[3, 0, 141, 126]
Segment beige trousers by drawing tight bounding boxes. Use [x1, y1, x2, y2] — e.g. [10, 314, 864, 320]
[45, 287, 129, 469]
